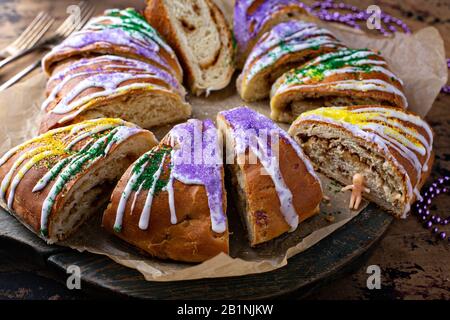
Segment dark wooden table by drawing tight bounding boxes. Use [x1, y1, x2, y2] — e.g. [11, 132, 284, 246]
[0, 0, 449, 300]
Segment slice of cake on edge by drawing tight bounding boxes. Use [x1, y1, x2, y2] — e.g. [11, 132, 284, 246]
[217, 106, 322, 246]
[145, 0, 235, 96]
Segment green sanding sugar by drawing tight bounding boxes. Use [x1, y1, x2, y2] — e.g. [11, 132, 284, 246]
[132, 146, 172, 193]
[285, 49, 376, 84]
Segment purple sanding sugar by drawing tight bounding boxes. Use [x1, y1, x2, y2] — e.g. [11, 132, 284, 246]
[52, 28, 170, 70]
[234, 0, 307, 56]
[170, 119, 226, 233]
[221, 106, 289, 158]
[247, 20, 317, 61]
[245, 19, 342, 72]
[219, 106, 321, 187]
[49, 55, 183, 95]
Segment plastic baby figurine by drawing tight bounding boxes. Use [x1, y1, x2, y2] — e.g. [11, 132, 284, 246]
[341, 173, 370, 210]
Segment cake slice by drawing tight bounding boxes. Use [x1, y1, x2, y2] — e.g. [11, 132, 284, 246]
[40, 55, 191, 133]
[217, 106, 322, 246]
[234, 0, 312, 68]
[0, 118, 158, 243]
[271, 48, 408, 123]
[42, 8, 183, 82]
[102, 119, 228, 262]
[237, 20, 345, 102]
[145, 0, 235, 95]
[289, 106, 434, 217]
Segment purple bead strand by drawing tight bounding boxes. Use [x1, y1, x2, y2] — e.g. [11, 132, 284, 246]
[441, 59, 450, 94]
[308, 0, 411, 36]
[308, 1, 449, 93]
[414, 176, 449, 242]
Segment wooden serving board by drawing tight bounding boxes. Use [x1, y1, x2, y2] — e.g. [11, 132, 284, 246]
[0, 204, 393, 299]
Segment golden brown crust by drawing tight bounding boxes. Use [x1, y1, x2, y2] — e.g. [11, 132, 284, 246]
[102, 163, 229, 263]
[239, 140, 322, 245]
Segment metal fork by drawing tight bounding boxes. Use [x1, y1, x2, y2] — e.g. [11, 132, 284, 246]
[0, 11, 54, 58]
[0, 2, 95, 91]
[0, 2, 95, 69]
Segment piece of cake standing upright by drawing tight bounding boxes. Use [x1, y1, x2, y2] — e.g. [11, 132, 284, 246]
[217, 107, 322, 246]
[145, 0, 235, 95]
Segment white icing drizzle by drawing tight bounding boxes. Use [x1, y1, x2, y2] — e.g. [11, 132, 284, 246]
[114, 157, 150, 231]
[304, 49, 384, 68]
[129, 182, 144, 215]
[164, 150, 178, 225]
[249, 136, 299, 230]
[247, 37, 340, 81]
[1, 146, 44, 204]
[247, 23, 318, 60]
[297, 106, 433, 217]
[65, 124, 118, 150]
[139, 154, 167, 230]
[351, 107, 433, 171]
[48, 56, 145, 85]
[7, 150, 57, 208]
[0, 119, 142, 235]
[103, 126, 140, 155]
[112, 120, 227, 234]
[222, 107, 322, 231]
[32, 156, 74, 192]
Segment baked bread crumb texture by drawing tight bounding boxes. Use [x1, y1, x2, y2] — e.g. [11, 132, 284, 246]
[0, 2, 435, 263]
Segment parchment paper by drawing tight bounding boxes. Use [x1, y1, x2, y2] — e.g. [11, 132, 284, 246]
[0, 2, 447, 281]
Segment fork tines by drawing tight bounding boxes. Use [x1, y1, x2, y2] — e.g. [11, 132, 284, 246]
[7, 11, 54, 53]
